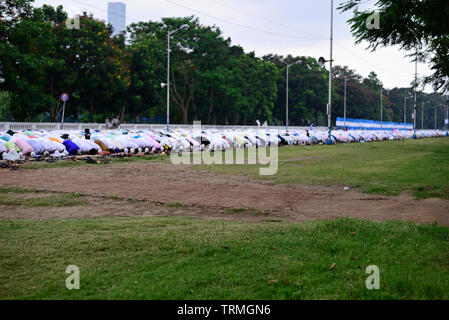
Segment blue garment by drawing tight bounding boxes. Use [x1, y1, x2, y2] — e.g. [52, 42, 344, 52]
[26, 139, 44, 154]
[62, 140, 79, 155]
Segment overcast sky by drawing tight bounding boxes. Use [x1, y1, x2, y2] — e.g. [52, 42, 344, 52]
[34, 0, 433, 92]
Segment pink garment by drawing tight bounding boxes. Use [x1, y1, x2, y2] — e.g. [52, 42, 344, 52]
[13, 138, 34, 155]
[145, 134, 162, 149]
[186, 136, 200, 147]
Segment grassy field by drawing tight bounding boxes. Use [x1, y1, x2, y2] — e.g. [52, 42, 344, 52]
[198, 138, 449, 199]
[21, 154, 168, 170]
[1, 217, 449, 300]
[1, 138, 449, 300]
[18, 138, 449, 199]
[0, 187, 84, 207]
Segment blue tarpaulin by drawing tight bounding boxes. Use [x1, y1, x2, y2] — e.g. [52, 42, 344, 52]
[336, 117, 413, 131]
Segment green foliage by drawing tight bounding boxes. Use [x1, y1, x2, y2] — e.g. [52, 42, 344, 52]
[1, 217, 449, 299]
[0, 91, 11, 121]
[1, 2, 447, 125]
[0, 192, 84, 207]
[339, 0, 449, 93]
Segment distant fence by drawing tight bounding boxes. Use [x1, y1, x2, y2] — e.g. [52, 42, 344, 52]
[0, 122, 325, 132]
[336, 117, 413, 131]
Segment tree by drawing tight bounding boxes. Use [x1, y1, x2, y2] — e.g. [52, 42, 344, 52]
[262, 54, 328, 126]
[0, 0, 54, 120]
[0, 91, 11, 121]
[68, 13, 130, 122]
[126, 31, 165, 123]
[339, 0, 449, 92]
[30, 5, 69, 122]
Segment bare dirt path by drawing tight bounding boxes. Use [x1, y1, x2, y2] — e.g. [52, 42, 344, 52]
[0, 162, 448, 225]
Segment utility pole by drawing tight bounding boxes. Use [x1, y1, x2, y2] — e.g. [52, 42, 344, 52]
[404, 97, 407, 128]
[344, 76, 347, 128]
[435, 104, 437, 130]
[446, 104, 449, 133]
[446, 104, 449, 132]
[165, 24, 188, 132]
[421, 102, 424, 130]
[283, 59, 304, 132]
[318, 0, 334, 142]
[413, 50, 418, 138]
[380, 88, 383, 128]
[166, 32, 170, 132]
[286, 65, 289, 131]
[327, 0, 334, 144]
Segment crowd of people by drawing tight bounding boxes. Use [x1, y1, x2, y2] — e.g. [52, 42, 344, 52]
[0, 126, 446, 163]
[105, 117, 122, 130]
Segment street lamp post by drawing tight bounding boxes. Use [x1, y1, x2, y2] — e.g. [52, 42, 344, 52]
[380, 88, 383, 128]
[413, 51, 418, 138]
[435, 104, 437, 130]
[164, 24, 188, 132]
[444, 105, 449, 136]
[403, 97, 406, 128]
[0, 77, 5, 121]
[282, 59, 304, 132]
[446, 104, 449, 134]
[344, 77, 347, 128]
[403, 91, 413, 129]
[421, 102, 424, 130]
[319, 0, 334, 144]
[327, 0, 334, 144]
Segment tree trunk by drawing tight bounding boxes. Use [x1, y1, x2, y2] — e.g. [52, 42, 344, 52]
[207, 88, 213, 124]
[182, 109, 188, 124]
[51, 99, 60, 122]
[192, 101, 198, 121]
[121, 104, 125, 123]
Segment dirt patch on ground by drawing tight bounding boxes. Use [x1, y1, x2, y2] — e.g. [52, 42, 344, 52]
[0, 162, 448, 225]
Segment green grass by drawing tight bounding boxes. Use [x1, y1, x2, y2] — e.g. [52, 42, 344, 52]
[197, 138, 449, 199]
[0, 186, 41, 194]
[16, 139, 449, 199]
[224, 207, 270, 216]
[1, 217, 449, 300]
[22, 154, 168, 170]
[23, 161, 87, 170]
[165, 202, 186, 208]
[0, 192, 84, 207]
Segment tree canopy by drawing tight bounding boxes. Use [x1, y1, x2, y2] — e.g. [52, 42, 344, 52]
[0, 0, 447, 129]
[339, 0, 449, 93]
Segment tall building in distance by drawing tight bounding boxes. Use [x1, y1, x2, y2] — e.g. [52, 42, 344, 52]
[108, 2, 126, 36]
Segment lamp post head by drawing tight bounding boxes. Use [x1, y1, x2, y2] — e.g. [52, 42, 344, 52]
[169, 24, 189, 36]
[283, 59, 305, 68]
[318, 57, 326, 68]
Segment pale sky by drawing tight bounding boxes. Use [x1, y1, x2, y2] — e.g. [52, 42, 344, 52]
[33, 0, 434, 92]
